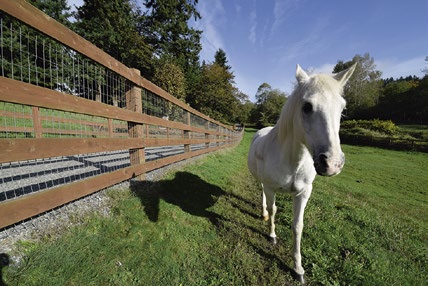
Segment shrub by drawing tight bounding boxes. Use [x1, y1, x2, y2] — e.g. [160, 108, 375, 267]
[341, 119, 398, 135]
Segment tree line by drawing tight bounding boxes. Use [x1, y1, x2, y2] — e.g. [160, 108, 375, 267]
[4, 1, 427, 126]
[249, 53, 427, 128]
[333, 53, 427, 124]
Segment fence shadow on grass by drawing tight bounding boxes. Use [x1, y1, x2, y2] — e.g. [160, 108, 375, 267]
[130, 171, 225, 225]
[0, 253, 9, 286]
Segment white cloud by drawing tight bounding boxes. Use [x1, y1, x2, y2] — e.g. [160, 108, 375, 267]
[248, 4, 257, 45]
[277, 16, 330, 65]
[298, 56, 425, 82]
[376, 56, 425, 79]
[309, 63, 336, 75]
[234, 1, 242, 14]
[271, 0, 301, 36]
[194, 0, 226, 62]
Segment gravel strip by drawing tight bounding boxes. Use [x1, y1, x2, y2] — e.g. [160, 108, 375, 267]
[0, 150, 211, 265]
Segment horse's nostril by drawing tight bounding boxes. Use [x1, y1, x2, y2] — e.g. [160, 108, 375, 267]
[318, 154, 328, 165]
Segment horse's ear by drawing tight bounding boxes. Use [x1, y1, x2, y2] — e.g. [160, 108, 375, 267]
[296, 64, 310, 84]
[334, 63, 357, 86]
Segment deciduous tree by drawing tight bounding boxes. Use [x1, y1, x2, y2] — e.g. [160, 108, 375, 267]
[423, 56, 428, 76]
[252, 83, 287, 128]
[333, 53, 382, 117]
[152, 57, 186, 101]
[197, 63, 238, 122]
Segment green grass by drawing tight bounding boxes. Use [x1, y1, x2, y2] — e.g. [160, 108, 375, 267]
[2, 129, 427, 285]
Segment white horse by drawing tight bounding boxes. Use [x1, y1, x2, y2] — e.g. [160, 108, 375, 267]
[248, 64, 356, 283]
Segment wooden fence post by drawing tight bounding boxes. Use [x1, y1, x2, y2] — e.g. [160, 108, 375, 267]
[127, 69, 145, 180]
[205, 121, 210, 149]
[32, 106, 42, 138]
[184, 111, 191, 153]
[217, 125, 221, 147]
[108, 118, 113, 138]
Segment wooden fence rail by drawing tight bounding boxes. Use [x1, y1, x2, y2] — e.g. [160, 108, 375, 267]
[0, 0, 243, 229]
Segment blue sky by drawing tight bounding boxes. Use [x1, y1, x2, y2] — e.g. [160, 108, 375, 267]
[194, 0, 427, 101]
[68, 0, 427, 102]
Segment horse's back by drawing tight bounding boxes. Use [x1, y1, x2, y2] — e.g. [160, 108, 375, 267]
[252, 127, 274, 143]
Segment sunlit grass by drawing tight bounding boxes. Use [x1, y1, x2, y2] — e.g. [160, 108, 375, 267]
[3, 129, 427, 285]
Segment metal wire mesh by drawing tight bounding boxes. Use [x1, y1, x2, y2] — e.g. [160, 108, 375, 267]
[0, 13, 135, 204]
[1, 13, 131, 107]
[0, 150, 130, 202]
[142, 88, 186, 124]
[0, 102, 33, 138]
[190, 114, 207, 129]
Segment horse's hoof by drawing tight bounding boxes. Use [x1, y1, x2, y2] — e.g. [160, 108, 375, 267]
[270, 236, 277, 245]
[292, 272, 305, 284]
[263, 215, 269, 221]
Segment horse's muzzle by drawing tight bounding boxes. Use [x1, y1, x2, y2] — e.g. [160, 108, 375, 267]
[314, 152, 345, 176]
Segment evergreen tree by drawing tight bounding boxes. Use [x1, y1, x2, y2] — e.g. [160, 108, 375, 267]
[74, 0, 153, 77]
[140, 0, 202, 85]
[214, 49, 231, 71]
[0, 3, 73, 92]
[31, 0, 72, 26]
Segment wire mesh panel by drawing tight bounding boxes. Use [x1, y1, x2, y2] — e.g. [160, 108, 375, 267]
[113, 120, 129, 138]
[190, 114, 207, 129]
[0, 102, 33, 138]
[1, 13, 132, 108]
[142, 89, 186, 124]
[145, 145, 185, 162]
[0, 150, 131, 202]
[209, 122, 219, 131]
[142, 89, 168, 118]
[0, 12, 135, 207]
[168, 128, 183, 139]
[40, 108, 109, 138]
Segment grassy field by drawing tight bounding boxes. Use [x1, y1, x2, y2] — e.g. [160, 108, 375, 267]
[2, 129, 427, 285]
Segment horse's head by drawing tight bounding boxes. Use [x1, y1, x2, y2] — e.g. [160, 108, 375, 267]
[293, 64, 356, 176]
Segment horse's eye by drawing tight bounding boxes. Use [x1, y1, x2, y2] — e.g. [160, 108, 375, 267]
[302, 102, 313, 114]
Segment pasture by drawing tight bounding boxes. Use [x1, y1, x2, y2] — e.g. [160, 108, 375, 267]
[2, 129, 427, 285]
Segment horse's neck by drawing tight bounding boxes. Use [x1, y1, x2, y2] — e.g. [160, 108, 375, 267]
[273, 98, 311, 166]
[274, 126, 309, 166]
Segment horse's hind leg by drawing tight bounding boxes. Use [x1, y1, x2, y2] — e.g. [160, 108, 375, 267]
[263, 186, 277, 244]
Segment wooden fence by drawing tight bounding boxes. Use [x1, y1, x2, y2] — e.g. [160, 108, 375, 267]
[0, 0, 242, 229]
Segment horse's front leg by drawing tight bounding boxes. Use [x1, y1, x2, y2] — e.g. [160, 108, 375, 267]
[292, 188, 312, 284]
[261, 183, 269, 221]
[263, 186, 278, 244]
